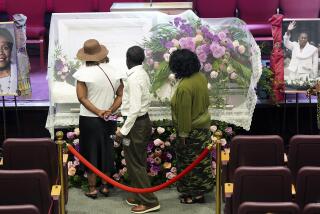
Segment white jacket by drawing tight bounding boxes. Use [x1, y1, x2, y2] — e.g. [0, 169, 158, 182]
[283, 33, 318, 81]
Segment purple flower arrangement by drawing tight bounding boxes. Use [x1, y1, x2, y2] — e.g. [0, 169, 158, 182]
[143, 16, 252, 107]
[53, 45, 81, 86]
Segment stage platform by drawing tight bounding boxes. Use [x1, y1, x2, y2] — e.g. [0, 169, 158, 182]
[0, 54, 319, 147]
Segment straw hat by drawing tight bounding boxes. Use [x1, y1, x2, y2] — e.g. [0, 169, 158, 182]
[77, 39, 108, 62]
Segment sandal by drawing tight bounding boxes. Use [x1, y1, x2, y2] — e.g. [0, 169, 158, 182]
[99, 184, 110, 197]
[180, 195, 205, 204]
[85, 185, 98, 199]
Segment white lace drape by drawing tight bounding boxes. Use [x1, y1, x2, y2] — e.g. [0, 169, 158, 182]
[46, 10, 261, 138]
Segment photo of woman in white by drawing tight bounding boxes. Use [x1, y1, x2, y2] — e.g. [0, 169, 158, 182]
[0, 27, 18, 96]
[283, 21, 318, 85]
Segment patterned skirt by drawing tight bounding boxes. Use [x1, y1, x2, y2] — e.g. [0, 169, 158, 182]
[176, 128, 214, 196]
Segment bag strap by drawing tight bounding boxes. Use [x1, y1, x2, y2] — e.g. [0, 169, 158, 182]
[97, 65, 116, 96]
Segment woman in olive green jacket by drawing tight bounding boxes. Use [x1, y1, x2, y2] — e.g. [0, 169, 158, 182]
[169, 49, 214, 204]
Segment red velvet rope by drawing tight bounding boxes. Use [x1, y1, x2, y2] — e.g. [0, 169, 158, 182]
[67, 144, 211, 193]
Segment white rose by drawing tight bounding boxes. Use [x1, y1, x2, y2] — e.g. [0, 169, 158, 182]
[230, 72, 238, 80]
[168, 73, 176, 82]
[169, 47, 177, 54]
[210, 125, 217, 132]
[220, 138, 227, 146]
[157, 127, 165, 135]
[238, 45, 246, 54]
[172, 39, 180, 47]
[207, 83, 212, 90]
[232, 40, 239, 48]
[163, 53, 170, 62]
[210, 71, 219, 79]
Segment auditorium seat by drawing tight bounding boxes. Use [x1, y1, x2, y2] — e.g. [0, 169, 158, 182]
[2, 138, 68, 203]
[194, 0, 236, 18]
[303, 203, 320, 214]
[280, 0, 320, 18]
[98, 0, 145, 12]
[0, 169, 59, 214]
[237, 0, 279, 38]
[238, 202, 300, 214]
[47, 0, 99, 12]
[296, 167, 320, 210]
[4, 0, 47, 70]
[288, 135, 320, 181]
[0, 205, 40, 214]
[225, 135, 284, 182]
[224, 166, 292, 214]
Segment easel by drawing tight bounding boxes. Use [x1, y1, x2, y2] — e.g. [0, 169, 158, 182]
[1, 95, 21, 141]
[282, 90, 312, 134]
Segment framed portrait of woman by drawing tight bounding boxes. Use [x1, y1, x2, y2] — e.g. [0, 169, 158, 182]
[282, 18, 320, 91]
[0, 22, 18, 96]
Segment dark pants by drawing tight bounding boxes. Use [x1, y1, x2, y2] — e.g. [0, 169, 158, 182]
[123, 115, 159, 206]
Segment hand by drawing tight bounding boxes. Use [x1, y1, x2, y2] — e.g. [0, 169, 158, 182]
[115, 127, 123, 142]
[97, 110, 106, 119]
[103, 109, 112, 119]
[288, 21, 296, 31]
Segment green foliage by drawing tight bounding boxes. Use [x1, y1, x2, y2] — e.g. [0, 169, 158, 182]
[150, 61, 170, 94]
[257, 66, 275, 101]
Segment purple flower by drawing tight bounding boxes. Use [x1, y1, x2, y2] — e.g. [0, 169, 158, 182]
[165, 41, 174, 49]
[201, 26, 209, 34]
[174, 17, 182, 27]
[180, 24, 193, 36]
[67, 131, 75, 140]
[150, 165, 161, 173]
[204, 63, 212, 72]
[147, 157, 155, 164]
[179, 37, 195, 52]
[54, 59, 64, 71]
[210, 42, 226, 58]
[218, 31, 227, 40]
[225, 127, 233, 135]
[166, 152, 172, 160]
[197, 52, 207, 63]
[147, 143, 154, 152]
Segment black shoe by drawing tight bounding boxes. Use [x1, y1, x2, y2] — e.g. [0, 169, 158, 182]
[85, 191, 98, 199]
[180, 195, 205, 204]
[99, 188, 109, 197]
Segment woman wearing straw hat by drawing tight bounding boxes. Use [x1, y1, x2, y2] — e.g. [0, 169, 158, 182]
[73, 39, 124, 199]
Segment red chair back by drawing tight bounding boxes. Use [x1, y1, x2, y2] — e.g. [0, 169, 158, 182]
[229, 135, 284, 181]
[238, 201, 300, 214]
[3, 138, 58, 188]
[280, 0, 320, 18]
[0, 205, 40, 214]
[303, 203, 320, 214]
[296, 167, 320, 209]
[195, 0, 236, 18]
[50, 0, 98, 12]
[0, 169, 51, 214]
[232, 166, 292, 213]
[288, 135, 320, 181]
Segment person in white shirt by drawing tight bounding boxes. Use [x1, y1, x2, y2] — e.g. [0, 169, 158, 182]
[73, 39, 123, 199]
[116, 46, 160, 214]
[283, 21, 318, 82]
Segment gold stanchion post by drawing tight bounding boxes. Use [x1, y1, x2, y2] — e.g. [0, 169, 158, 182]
[213, 130, 223, 214]
[56, 131, 66, 214]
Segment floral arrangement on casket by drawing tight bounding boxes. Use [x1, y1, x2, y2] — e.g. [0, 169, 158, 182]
[143, 15, 253, 107]
[53, 43, 81, 86]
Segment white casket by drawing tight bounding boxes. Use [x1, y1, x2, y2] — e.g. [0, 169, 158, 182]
[46, 11, 262, 137]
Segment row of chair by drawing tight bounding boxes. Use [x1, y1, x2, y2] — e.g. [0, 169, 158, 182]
[221, 135, 320, 213]
[227, 166, 320, 214]
[0, 138, 68, 214]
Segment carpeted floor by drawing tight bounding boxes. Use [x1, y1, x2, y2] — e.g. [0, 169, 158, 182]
[66, 187, 216, 214]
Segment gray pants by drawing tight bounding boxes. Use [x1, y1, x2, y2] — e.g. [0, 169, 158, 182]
[123, 115, 159, 206]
